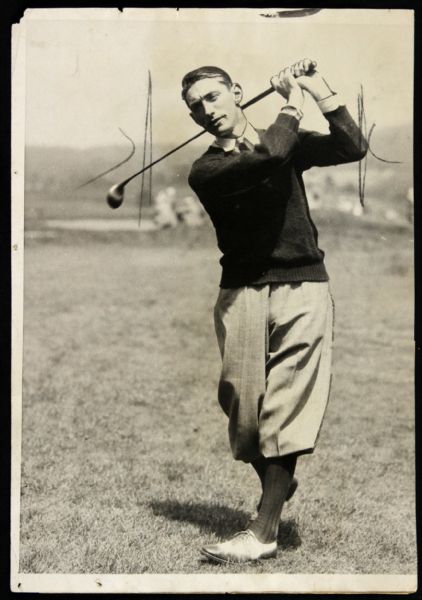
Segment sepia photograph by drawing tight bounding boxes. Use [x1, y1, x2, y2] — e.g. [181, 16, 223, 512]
[11, 6, 415, 594]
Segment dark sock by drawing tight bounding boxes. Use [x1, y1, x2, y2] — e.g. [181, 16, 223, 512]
[249, 454, 297, 544]
[253, 457, 298, 512]
[251, 457, 267, 491]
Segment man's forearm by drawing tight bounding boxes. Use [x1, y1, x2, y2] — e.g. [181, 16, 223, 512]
[295, 105, 368, 171]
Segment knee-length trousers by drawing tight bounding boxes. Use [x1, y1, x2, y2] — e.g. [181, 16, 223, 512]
[213, 281, 334, 463]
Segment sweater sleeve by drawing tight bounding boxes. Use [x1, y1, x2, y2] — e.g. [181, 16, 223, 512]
[294, 105, 368, 172]
[189, 113, 300, 199]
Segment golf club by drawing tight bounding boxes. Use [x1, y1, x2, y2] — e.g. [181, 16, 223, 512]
[106, 61, 317, 209]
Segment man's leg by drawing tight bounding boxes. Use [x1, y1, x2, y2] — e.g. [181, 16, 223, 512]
[251, 457, 298, 510]
[213, 285, 268, 462]
[259, 281, 333, 458]
[202, 283, 333, 563]
[201, 454, 298, 564]
[249, 454, 297, 543]
[251, 456, 266, 489]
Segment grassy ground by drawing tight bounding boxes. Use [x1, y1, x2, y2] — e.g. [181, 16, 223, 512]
[19, 212, 415, 574]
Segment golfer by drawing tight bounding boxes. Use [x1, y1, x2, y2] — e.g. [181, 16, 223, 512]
[183, 59, 367, 563]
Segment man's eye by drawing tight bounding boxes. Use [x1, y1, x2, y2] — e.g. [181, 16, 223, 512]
[207, 93, 219, 101]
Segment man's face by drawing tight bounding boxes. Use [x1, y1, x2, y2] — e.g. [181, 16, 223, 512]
[185, 77, 244, 138]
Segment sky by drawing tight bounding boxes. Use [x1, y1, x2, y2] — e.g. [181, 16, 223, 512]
[15, 7, 414, 149]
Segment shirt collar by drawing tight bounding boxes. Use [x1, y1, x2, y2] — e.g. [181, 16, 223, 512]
[212, 121, 260, 153]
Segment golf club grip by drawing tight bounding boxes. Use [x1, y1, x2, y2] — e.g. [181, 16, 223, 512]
[241, 61, 317, 109]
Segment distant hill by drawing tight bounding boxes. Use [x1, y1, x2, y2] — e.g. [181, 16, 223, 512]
[333, 122, 412, 206]
[25, 120, 412, 186]
[367, 121, 412, 165]
[24, 141, 204, 195]
[24, 122, 412, 221]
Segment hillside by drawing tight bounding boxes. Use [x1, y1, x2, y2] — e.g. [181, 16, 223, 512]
[23, 122, 413, 222]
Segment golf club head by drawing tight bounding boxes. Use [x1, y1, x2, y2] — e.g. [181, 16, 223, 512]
[107, 183, 125, 209]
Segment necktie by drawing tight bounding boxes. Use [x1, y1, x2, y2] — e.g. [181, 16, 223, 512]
[237, 138, 255, 153]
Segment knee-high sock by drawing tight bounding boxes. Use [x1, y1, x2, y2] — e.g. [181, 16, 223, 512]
[251, 456, 297, 505]
[251, 457, 267, 491]
[249, 454, 297, 544]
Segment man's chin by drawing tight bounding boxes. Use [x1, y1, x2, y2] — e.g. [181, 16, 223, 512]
[214, 125, 235, 138]
[209, 120, 235, 138]
[204, 121, 234, 138]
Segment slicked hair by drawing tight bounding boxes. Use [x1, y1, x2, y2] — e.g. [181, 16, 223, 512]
[181, 66, 233, 102]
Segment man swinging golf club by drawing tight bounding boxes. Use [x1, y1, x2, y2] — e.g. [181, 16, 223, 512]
[182, 58, 367, 564]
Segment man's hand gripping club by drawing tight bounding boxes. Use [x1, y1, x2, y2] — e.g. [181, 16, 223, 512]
[271, 58, 335, 113]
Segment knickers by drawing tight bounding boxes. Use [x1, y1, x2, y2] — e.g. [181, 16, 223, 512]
[214, 281, 334, 462]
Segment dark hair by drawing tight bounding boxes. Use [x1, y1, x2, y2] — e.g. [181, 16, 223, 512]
[181, 66, 233, 102]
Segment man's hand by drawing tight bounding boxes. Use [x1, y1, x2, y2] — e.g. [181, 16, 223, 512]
[270, 67, 304, 111]
[272, 59, 335, 104]
[291, 58, 334, 102]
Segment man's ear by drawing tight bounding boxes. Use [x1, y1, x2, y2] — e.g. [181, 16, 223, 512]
[232, 83, 243, 106]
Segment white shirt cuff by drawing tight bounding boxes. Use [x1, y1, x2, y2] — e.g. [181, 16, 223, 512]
[317, 93, 344, 114]
[280, 105, 304, 121]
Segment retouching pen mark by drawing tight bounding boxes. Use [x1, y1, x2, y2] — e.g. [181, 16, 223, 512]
[260, 8, 322, 19]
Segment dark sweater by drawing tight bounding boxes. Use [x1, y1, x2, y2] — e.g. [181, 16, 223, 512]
[188, 106, 368, 288]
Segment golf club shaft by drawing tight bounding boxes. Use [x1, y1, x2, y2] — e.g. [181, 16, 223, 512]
[108, 60, 318, 206]
[117, 86, 275, 189]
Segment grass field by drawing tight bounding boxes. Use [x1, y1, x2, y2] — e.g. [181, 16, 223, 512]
[19, 210, 415, 575]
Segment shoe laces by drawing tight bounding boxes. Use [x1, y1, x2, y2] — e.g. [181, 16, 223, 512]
[230, 529, 257, 543]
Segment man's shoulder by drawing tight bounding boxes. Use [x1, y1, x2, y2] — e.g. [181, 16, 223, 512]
[256, 123, 310, 143]
[189, 146, 225, 186]
[193, 145, 224, 163]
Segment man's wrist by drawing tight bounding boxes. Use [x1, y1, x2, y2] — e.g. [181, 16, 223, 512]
[281, 104, 304, 121]
[306, 75, 335, 102]
[317, 93, 344, 113]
